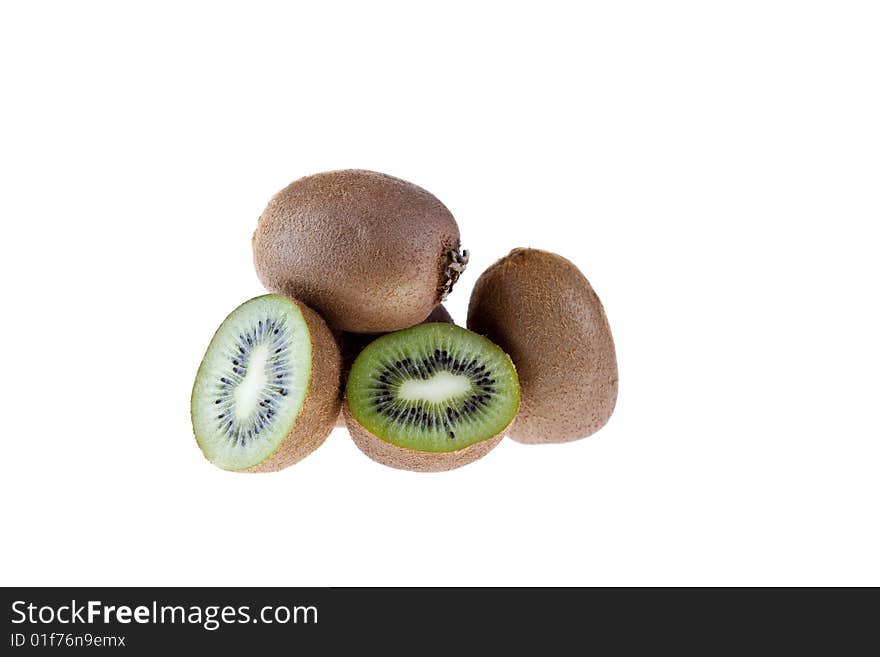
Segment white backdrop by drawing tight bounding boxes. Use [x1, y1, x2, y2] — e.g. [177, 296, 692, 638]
[1, 2, 877, 586]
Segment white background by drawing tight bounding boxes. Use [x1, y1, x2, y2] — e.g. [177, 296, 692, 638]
[1, 2, 878, 586]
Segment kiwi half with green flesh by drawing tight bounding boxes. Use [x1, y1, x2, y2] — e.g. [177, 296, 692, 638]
[191, 294, 341, 471]
[252, 170, 468, 334]
[345, 323, 519, 472]
[467, 248, 617, 444]
[334, 305, 454, 428]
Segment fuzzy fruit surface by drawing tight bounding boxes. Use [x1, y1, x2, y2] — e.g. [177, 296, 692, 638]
[467, 248, 618, 444]
[252, 170, 465, 334]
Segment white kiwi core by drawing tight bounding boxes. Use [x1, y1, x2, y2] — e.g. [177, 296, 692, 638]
[399, 372, 471, 403]
[233, 343, 270, 421]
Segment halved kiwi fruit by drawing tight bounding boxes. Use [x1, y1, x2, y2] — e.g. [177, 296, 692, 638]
[191, 294, 341, 471]
[344, 323, 519, 472]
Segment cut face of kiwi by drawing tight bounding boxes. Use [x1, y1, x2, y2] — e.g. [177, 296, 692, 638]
[191, 294, 340, 471]
[345, 323, 519, 471]
[334, 304, 455, 428]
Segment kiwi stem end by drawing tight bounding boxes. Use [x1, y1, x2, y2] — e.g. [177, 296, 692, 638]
[440, 248, 469, 301]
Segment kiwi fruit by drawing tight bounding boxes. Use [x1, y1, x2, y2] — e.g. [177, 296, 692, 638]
[191, 294, 341, 471]
[334, 305, 454, 428]
[344, 323, 519, 471]
[467, 248, 617, 444]
[252, 170, 468, 334]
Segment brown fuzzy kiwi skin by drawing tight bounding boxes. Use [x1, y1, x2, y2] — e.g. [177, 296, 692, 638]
[333, 305, 454, 428]
[253, 170, 465, 334]
[343, 404, 506, 472]
[243, 300, 342, 472]
[467, 248, 618, 444]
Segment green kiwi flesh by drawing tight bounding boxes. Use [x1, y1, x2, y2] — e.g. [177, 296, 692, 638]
[346, 323, 519, 465]
[191, 294, 340, 471]
[335, 305, 454, 428]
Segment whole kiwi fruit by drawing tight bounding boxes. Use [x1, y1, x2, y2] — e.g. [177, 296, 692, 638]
[467, 248, 618, 444]
[252, 170, 467, 334]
